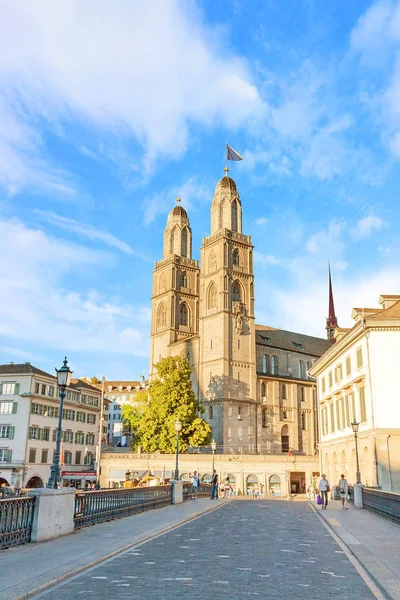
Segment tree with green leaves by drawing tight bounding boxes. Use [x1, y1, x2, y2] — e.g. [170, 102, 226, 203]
[122, 355, 212, 453]
[90, 376, 100, 384]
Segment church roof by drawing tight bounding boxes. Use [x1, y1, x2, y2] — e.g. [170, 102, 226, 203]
[215, 175, 238, 193]
[255, 325, 332, 357]
[171, 205, 188, 219]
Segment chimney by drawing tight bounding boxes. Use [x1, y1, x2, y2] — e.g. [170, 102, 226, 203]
[25, 362, 30, 365]
[10, 361, 14, 365]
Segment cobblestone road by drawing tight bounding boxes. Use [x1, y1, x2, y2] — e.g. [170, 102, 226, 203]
[37, 501, 376, 599]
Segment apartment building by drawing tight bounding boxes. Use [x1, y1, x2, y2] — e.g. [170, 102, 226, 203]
[93, 378, 148, 444]
[309, 294, 400, 492]
[0, 363, 103, 489]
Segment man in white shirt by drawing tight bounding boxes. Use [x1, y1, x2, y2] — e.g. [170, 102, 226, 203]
[318, 474, 330, 509]
[190, 471, 199, 500]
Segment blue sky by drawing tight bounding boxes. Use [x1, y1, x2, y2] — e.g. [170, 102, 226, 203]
[1, 0, 400, 379]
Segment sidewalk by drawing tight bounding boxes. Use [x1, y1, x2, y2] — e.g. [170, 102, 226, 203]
[0, 499, 224, 600]
[311, 498, 400, 599]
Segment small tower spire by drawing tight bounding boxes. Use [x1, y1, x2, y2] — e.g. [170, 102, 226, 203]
[176, 195, 181, 205]
[326, 261, 338, 340]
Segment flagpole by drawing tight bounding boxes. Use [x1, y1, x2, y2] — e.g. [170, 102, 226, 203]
[225, 141, 229, 176]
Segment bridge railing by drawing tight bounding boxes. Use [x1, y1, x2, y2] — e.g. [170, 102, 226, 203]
[183, 482, 211, 501]
[74, 485, 173, 529]
[362, 487, 400, 524]
[0, 496, 35, 549]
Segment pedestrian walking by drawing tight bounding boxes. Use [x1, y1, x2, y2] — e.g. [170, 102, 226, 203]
[224, 477, 231, 498]
[211, 470, 218, 500]
[307, 485, 314, 500]
[189, 471, 199, 500]
[318, 474, 330, 509]
[338, 474, 349, 510]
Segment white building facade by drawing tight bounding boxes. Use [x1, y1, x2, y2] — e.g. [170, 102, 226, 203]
[93, 379, 148, 444]
[0, 363, 103, 489]
[309, 295, 400, 492]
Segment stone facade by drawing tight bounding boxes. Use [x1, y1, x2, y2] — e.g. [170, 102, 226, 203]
[100, 450, 320, 497]
[150, 172, 331, 455]
[309, 294, 400, 491]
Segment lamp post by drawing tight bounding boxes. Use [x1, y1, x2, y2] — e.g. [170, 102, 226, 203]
[174, 419, 182, 480]
[351, 420, 362, 484]
[211, 438, 217, 474]
[47, 357, 73, 489]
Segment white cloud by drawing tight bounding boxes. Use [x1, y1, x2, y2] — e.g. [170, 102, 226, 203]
[143, 177, 212, 225]
[306, 220, 346, 255]
[258, 265, 400, 338]
[351, 215, 384, 240]
[35, 210, 152, 260]
[254, 252, 279, 267]
[0, 97, 76, 196]
[254, 217, 268, 226]
[0, 1, 262, 193]
[0, 218, 149, 357]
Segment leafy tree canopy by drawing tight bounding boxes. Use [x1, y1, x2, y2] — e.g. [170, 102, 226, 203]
[122, 355, 212, 453]
[90, 376, 100, 384]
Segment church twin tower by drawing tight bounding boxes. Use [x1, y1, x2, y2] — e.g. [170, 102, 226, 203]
[150, 170, 257, 450]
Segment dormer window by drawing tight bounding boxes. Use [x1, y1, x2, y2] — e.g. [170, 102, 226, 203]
[118, 385, 123, 392]
[107, 386, 112, 392]
[127, 386, 132, 392]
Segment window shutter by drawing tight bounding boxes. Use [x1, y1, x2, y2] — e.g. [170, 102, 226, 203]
[0, 384, 2, 395]
[12, 402, 18, 414]
[9, 426, 15, 440]
[14, 383, 20, 394]
[6, 449, 12, 462]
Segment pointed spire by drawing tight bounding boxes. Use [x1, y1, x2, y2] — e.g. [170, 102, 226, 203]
[326, 261, 338, 340]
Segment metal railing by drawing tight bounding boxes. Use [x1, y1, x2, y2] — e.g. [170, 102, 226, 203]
[362, 488, 400, 525]
[183, 482, 211, 501]
[0, 496, 35, 550]
[74, 485, 173, 529]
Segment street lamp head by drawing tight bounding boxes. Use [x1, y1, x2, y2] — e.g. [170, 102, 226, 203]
[351, 420, 359, 434]
[174, 419, 182, 432]
[211, 439, 217, 452]
[56, 357, 73, 387]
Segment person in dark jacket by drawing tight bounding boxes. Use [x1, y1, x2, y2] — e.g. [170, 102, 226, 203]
[211, 470, 218, 499]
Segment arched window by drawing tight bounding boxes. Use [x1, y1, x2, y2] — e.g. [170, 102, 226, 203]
[232, 281, 241, 302]
[208, 406, 213, 420]
[170, 228, 175, 255]
[270, 355, 278, 375]
[180, 272, 188, 288]
[179, 303, 188, 326]
[306, 361, 311, 379]
[269, 474, 281, 496]
[281, 425, 289, 453]
[219, 201, 224, 230]
[262, 354, 268, 374]
[281, 384, 287, 400]
[207, 282, 217, 310]
[299, 386, 304, 402]
[261, 382, 266, 397]
[262, 409, 267, 427]
[233, 248, 239, 266]
[157, 302, 167, 328]
[298, 360, 305, 379]
[232, 200, 238, 232]
[301, 412, 306, 430]
[181, 227, 188, 257]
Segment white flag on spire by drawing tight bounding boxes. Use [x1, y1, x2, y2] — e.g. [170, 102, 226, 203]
[226, 144, 243, 161]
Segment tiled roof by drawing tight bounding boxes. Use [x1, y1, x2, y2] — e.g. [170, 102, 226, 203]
[255, 325, 332, 357]
[92, 380, 146, 392]
[369, 299, 400, 319]
[0, 363, 55, 379]
[71, 379, 101, 393]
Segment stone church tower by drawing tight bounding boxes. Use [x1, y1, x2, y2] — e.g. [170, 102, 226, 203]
[150, 198, 200, 378]
[198, 168, 257, 452]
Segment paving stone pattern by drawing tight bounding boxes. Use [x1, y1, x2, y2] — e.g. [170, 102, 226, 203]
[37, 501, 375, 600]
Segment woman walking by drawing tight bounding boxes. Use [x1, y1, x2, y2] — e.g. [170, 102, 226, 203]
[338, 474, 349, 510]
